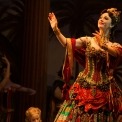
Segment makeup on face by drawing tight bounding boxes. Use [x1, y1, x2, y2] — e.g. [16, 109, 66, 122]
[98, 13, 112, 30]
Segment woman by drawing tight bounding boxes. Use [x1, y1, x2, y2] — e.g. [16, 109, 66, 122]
[48, 8, 122, 122]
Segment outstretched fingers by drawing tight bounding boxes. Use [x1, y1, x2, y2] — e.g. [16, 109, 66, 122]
[48, 12, 56, 21]
[92, 31, 101, 39]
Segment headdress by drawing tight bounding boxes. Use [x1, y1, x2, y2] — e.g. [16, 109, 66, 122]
[107, 8, 121, 23]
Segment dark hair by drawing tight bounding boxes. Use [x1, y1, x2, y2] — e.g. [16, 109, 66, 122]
[101, 9, 120, 27]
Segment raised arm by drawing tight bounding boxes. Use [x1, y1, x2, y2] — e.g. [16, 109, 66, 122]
[48, 12, 86, 48]
[48, 12, 67, 47]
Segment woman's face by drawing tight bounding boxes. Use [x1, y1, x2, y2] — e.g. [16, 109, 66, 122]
[98, 13, 112, 31]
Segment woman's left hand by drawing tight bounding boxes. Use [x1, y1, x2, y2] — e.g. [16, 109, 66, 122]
[92, 31, 101, 42]
[92, 31, 108, 48]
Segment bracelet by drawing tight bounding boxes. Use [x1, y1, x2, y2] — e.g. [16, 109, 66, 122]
[53, 27, 61, 35]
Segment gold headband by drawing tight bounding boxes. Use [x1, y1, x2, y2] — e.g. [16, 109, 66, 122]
[107, 8, 121, 22]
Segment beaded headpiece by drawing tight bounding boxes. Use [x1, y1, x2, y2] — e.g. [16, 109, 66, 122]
[107, 8, 121, 23]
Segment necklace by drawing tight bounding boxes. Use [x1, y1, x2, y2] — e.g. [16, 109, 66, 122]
[94, 35, 109, 47]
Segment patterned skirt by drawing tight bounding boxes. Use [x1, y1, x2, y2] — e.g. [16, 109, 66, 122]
[54, 81, 122, 122]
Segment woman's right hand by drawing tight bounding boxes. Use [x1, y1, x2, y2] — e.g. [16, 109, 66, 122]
[48, 12, 58, 30]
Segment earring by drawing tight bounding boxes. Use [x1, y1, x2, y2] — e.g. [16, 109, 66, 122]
[110, 25, 114, 28]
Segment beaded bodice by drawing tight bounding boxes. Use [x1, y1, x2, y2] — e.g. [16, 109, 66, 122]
[81, 41, 109, 85]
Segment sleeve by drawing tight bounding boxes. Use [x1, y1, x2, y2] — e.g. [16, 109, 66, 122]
[62, 38, 75, 84]
[62, 38, 86, 83]
[110, 43, 122, 90]
[62, 38, 86, 100]
[111, 42, 122, 57]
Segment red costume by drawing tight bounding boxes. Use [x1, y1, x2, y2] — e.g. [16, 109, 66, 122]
[54, 38, 122, 122]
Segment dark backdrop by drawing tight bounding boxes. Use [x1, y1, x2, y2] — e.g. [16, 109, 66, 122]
[0, 0, 122, 122]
